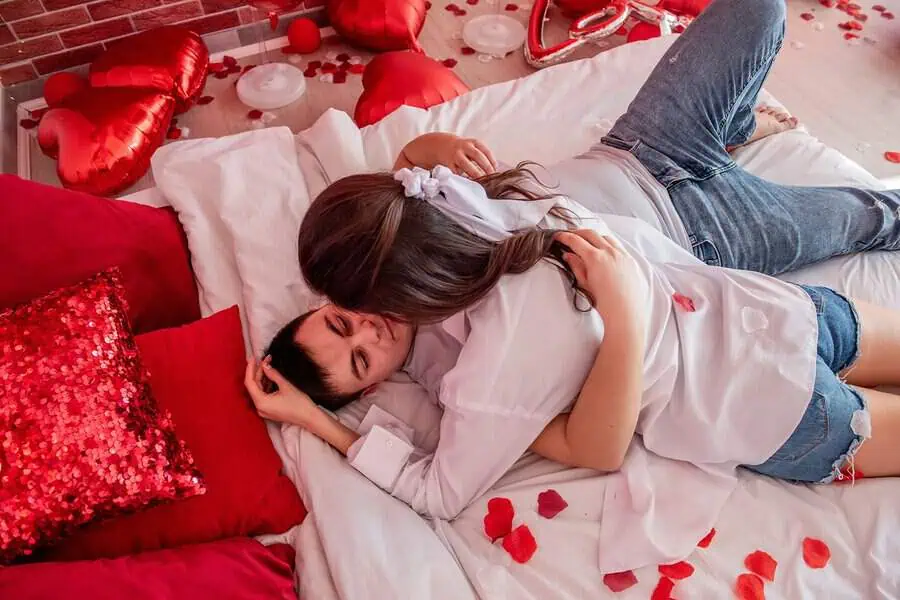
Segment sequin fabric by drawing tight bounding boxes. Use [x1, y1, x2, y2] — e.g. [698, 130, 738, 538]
[0, 271, 205, 563]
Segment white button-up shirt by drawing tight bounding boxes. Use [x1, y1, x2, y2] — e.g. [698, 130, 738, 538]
[346, 202, 818, 571]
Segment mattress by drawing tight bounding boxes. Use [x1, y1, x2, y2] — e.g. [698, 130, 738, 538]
[140, 35, 900, 599]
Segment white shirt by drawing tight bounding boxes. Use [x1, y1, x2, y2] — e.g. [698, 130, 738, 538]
[345, 202, 819, 571]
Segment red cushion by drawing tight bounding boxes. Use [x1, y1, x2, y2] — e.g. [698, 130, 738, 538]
[43, 307, 306, 560]
[0, 538, 296, 600]
[0, 175, 200, 334]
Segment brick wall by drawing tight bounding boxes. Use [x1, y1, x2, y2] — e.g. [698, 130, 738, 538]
[0, 0, 324, 86]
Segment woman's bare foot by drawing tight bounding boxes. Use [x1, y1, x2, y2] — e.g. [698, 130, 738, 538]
[727, 105, 799, 151]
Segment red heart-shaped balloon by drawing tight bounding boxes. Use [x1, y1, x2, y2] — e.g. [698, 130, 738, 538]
[354, 51, 469, 127]
[328, 0, 427, 52]
[38, 87, 175, 197]
[89, 26, 208, 114]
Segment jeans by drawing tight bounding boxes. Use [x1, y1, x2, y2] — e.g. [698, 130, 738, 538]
[603, 0, 900, 276]
[747, 286, 867, 484]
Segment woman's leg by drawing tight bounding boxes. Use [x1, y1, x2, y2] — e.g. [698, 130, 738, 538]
[848, 387, 900, 477]
[843, 300, 900, 388]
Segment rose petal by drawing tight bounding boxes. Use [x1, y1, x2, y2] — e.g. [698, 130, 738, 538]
[744, 550, 777, 582]
[819, 0, 834, 6]
[29, 108, 47, 120]
[658, 561, 695, 580]
[698, 528, 716, 548]
[736, 573, 766, 600]
[800, 12, 816, 19]
[166, 127, 182, 140]
[882, 11, 895, 18]
[502, 524, 537, 563]
[844, 32, 860, 39]
[308, 60, 322, 69]
[537, 489, 568, 519]
[304, 68, 318, 78]
[467, 0, 478, 4]
[483, 497, 514, 542]
[222, 55, 237, 68]
[873, 3, 885, 10]
[615, 25, 629, 35]
[505, 2, 519, 10]
[802, 537, 831, 569]
[445, 2, 461, 10]
[333, 71, 348, 84]
[336, 52, 350, 62]
[19, 118, 39, 130]
[247, 109, 263, 120]
[488, 497, 514, 519]
[442, 58, 458, 68]
[321, 62, 337, 73]
[602, 571, 638, 593]
[197, 95, 215, 105]
[672, 292, 696, 312]
[213, 71, 229, 79]
[650, 576, 675, 600]
[885, 152, 900, 163]
[349, 64, 366, 74]
[461, 46, 476, 55]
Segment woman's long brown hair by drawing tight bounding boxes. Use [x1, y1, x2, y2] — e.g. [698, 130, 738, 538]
[298, 164, 579, 324]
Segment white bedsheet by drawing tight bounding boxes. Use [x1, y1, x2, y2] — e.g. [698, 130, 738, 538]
[145, 35, 900, 599]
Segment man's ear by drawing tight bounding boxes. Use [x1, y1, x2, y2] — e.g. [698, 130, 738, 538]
[361, 385, 378, 397]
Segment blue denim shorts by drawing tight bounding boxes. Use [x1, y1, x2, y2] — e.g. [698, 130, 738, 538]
[745, 286, 870, 484]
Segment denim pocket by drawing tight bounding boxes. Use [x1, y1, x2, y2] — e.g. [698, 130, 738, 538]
[767, 392, 829, 463]
[690, 238, 721, 267]
[801, 286, 828, 316]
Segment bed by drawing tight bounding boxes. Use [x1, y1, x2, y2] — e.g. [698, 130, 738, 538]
[132, 36, 900, 599]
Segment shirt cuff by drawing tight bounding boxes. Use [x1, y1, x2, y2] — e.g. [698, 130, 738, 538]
[347, 425, 414, 491]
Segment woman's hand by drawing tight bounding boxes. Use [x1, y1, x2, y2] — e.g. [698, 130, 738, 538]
[244, 357, 320, 427]
[394, 132, 497, 178]
[556, 230, 647, 328]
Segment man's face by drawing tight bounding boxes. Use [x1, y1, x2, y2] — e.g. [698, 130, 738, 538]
[295, 305, 415, 395]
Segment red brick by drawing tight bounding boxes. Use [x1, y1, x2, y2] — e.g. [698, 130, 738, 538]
[88, 0, 162, 20]
[0, 0, 43, 21]
[33, 43, 102, 74]
[11, 7, 90, 40]
[201, 0, 243, 12]
[0, 61, 37, 85]
[131, 0, 203, 31]
[41, 0, 90, 10]
[59, 18, 133, 47]
[0, 24, 13, 46]
[0, 35, 62, 66]
[181, 9, 239, 34]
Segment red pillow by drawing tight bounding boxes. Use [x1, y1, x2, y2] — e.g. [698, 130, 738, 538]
[43, 306, 306, 560]
[0, 175, 200, 334]
[0, 271, 205, 563]
[0, 538, 296, 600]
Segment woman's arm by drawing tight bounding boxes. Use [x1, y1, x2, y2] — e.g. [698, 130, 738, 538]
[393, 133, 497, 177]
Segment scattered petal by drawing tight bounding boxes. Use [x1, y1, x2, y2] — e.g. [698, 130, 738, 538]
[844, 32, 860, 39]
[744, 551, 778, 582]
[461, 45, 476, 55]
[505, 2, 519, 9]
[615, 25, 629, 35]
[819, 0, 834, 6]
[483, 497, 515, 542]
[247, 109, 263, 120]
[445, 2, 461, 11]
[208, 61, 225, 73]
[309, 60, 323, 69]
[213, 71, 229, 79]
[321, 62, 338, 73]
[197, 95, 215, 105]
[468, 0, 479, 4]
[698, 528, 716, 548]
[802, 537, 831, 568]
[603, 571, 638, 593]
[19, 118, 39, 130]
[672, 292, 696, 312]
[658, 561, 695, 580]
[736, 573, 766, 600]
[502, 524, 537, 563]
[852, 12, 868, 20]
[222, 55, 237, 68]
[881, 10, 894, 18]
[333, 70, 348, 84]
[872, 3, 885, 11]
[349, 64, 366, 74]
[650, 576, 675, 600]
[885, 151, 900, 164]
[304, 68, 318, 78]
[800, 12, 815, 19]
[336, 52, 350, 62]
[537, 489, 568, 519]
[442, 58, 458, 68]
[166, 127, 182, 140]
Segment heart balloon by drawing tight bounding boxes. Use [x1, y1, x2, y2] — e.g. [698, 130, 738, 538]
[354, 51, 469, 127]
[328, 0, 427, 52]
[38, 87, 175, 197]
[89, 26, 208, 114]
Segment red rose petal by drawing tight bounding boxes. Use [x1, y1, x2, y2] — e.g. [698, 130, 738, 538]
[19, 118, 39, 130]
[736, 573, 766, 600]
[802, 537, 831, 569]
[222, 55, 237, 68]
[303, 68, 318, 78]
[672, 292, 696, 312]
[321, 62, 337, 73]
[673, 23, 686, 33]
[502, 524, 537, 563]
[309, 60, 322, 69]
[603, 570, 638, 593]
[213, 71, 229, 79]
[333, 71, 348, 84]
[744, 550, 777, 582]
[882, 10, 894, 18]
[483, 497, 514, 542]
[442, 58, 458, 68]
[697, 528, 716, 548]
[456, 8, 467, 14]
[852, 12, 868, 20]
[445, 2, 461, 10]
[247, 109, 263, 120]
[800, 12, 816, 20]
[849, 2, 861, 8]
[467, 0, 479, 4]
[844, 32, 860, 39]
[336, 52, 350, 62]
[873, 3, 885, 11]
[505, 2, 519, 10]
[819, 0, 834, 6]
[650, 576, 675, 600]
[197, 95, 215, 105]
[885, 152, 900, 164]
[208, 61, 225, 73]
[536, 489, 568, 519]
[337, 62, 351, 72]
[166, 127, 182, 140]
[658, 561, 695, 580]
[349, 64, 366, 74]
[461, 46, 476, 55]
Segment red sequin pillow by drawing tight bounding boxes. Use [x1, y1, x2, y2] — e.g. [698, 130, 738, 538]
[0, 271, 205, 563]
